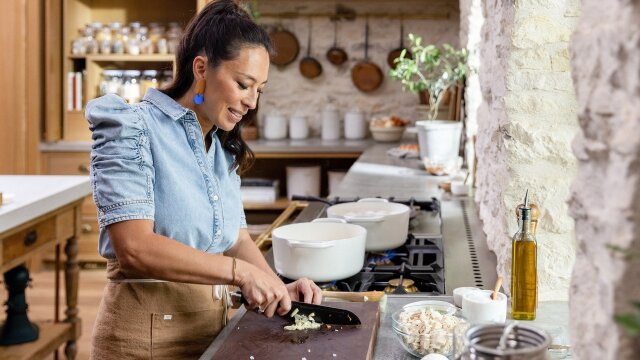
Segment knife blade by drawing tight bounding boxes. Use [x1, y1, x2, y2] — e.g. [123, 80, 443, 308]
[230, 292, 361, 326]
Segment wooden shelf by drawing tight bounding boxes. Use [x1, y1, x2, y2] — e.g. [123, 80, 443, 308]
[70, 54, 175, 62]
[0, 321, 72, 360]
[243, 197, 291, 211]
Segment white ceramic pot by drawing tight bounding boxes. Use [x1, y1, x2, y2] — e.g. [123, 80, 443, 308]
[415, 120, 462, 161]
[321, 106, 341, 140]
[285, 165, 321, 199]
[289, 115, 309, 140]
[344, 109, 367, 139]
[263, 114, 288, 140]
[326, 198, 410, 251]
[272, 218, 367, 282]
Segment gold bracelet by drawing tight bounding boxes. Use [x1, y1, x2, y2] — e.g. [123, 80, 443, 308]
[231, 257, 237, 285]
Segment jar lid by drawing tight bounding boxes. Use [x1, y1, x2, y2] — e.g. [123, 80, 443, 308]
[123, 70, 141, 77]
[142, 70, 158, 76]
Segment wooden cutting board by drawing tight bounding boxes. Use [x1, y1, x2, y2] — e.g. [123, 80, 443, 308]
[207, 302, 380, 360]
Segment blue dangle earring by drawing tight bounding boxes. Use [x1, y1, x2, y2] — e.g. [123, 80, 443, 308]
[194, 78, 206, 105]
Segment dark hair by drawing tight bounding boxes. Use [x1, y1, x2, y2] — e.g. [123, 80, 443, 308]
[162, 0, 273, 174]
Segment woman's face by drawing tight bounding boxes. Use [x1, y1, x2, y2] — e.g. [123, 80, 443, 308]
[201, 46, 269, 131]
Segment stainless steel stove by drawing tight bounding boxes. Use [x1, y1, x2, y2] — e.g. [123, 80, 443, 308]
[267, 197, 454, 295]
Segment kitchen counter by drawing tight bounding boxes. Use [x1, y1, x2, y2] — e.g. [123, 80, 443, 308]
[201, 295, 570, 359]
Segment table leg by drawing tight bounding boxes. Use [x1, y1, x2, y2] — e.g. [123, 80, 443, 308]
[64, 236, 79, 360]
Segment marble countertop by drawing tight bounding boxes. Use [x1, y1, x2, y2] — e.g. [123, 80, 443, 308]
[0, 175, 91, 233]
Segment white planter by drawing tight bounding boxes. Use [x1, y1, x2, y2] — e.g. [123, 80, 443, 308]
[272, 218, 367, 282]
[326, 198, 410, 251]
[415, 120, 463, 161]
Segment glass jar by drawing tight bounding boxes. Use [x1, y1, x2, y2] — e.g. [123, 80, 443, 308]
[71, 29, 86, 55]
[99, 70, 123, 96]
[121, 70, 142, 103]
[138, 26, 153, 54]
[140, 70, 159, 96]
[159, 70, 174, 88]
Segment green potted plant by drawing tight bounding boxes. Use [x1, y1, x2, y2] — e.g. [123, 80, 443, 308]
[389, 36, 469, 164]
[389, 35, 469, 121]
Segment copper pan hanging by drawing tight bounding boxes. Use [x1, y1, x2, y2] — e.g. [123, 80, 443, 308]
[269, 24, 299, 67]
[326, 19, 348, 66]
[351, 20, 383, 93]
[299, 18, 323, 79]
[387, 20, 412, 69]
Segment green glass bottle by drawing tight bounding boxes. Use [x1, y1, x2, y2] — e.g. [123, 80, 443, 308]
[511, 190, 537, 320]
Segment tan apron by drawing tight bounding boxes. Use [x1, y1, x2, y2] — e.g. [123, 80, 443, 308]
[91, 260, 229, 360]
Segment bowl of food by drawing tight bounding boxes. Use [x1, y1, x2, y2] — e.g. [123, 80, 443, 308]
[370, 116, 409, 142]
[392, 302, 464, 358]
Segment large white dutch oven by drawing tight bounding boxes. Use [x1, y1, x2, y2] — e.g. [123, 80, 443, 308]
[326, 198, 410, 251]
[272, 218, 367, 282]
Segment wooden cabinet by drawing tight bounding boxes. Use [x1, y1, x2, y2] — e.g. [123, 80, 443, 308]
[40, 152, 102, 265]
[45, 0, 208, 142]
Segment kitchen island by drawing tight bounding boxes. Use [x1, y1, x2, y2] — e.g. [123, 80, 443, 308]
[0, 175, 91, 359]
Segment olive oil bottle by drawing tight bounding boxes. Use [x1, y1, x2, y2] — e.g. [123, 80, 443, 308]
[511, 190, 537, 320]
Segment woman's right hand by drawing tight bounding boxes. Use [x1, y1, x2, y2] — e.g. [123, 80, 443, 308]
[235, 260, 291, 318]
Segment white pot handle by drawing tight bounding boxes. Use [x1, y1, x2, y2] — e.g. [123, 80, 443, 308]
[311, 218, 347, 224]
[342, 214, 385, 223]
[357, 198, 389, 203]
[286, 239, 334, 249]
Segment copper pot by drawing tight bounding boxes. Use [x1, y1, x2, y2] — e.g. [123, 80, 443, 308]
[269, 25, 299, 67]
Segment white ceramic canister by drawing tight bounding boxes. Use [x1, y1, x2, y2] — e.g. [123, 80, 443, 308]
[263, 113, 288, 140]
[286, 165, 321, 199]
[289, 114, 309, 140]
[344, 108, 367, 139]
[321, 105, 341, 140]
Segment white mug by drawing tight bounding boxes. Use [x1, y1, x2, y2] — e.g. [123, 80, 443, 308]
[289, 115, 309, 140]
[321, 106, 341, 140]
[263, 114, 287, 140]
[344, 109, 366, 139]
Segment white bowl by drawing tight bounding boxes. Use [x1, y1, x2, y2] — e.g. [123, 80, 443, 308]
[462, 289, 507, 324]
[370, 126, 405, 142]
[453, 287, 479, 307]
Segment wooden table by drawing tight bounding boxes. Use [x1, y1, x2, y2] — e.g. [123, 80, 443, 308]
[0, 175, 91, 360]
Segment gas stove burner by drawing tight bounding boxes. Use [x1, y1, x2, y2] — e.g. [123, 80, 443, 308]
[384, 278, 418, 294]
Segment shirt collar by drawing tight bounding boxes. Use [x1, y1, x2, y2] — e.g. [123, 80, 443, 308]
[143, 88, 191, 121]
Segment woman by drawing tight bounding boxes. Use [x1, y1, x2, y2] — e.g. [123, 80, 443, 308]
[86, 1, 322, 358]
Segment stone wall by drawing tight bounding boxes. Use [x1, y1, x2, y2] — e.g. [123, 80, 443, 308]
[569, 0, 640, 358]
[256, 1, 459, 135]
[472, 0, 580, 301]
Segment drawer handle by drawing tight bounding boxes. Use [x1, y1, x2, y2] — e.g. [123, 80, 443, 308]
[78, 164, 89, 173]
[24, 230, 38, 247]
[81, 224, 93, 233]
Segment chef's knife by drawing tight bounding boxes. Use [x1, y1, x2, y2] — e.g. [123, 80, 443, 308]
[229, 292, 361, 326]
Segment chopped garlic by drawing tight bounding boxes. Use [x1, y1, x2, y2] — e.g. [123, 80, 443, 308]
[284, 313, 322, 331]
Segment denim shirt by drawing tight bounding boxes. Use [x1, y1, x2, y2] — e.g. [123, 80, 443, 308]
[86, 88, 247, 259]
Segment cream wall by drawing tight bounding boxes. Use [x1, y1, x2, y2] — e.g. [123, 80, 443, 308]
[468, 0, 580, 301]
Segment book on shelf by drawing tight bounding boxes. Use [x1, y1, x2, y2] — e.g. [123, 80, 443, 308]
[67, 71, 85, 111]
[240, 178, 279, 203]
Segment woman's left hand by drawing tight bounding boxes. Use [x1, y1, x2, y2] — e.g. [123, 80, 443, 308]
[285, 278, 323, 305]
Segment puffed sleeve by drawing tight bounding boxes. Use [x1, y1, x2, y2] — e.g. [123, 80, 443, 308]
[86, 94, 155, 228]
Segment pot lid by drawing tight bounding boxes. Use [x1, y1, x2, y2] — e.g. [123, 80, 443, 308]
[327, 200, 410, 217]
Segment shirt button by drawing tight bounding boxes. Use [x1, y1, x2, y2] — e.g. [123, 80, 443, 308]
[216, 229, 222, 235]
[213, 195, 219, 201]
